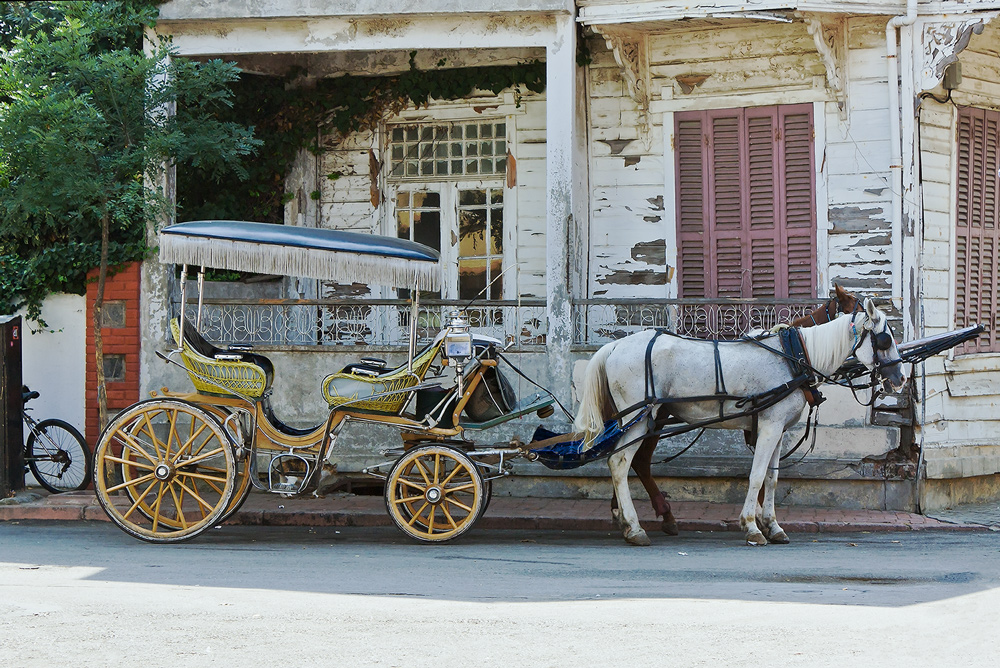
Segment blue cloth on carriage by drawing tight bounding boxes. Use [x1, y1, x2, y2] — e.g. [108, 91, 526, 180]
[529, 420, 625, 470]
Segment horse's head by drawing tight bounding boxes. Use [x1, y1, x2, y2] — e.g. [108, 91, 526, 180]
[851, 298, 907, 392]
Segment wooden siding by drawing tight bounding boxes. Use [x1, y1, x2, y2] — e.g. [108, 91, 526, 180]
[586, 16, 896, 301]
[918, 20, 1000, 452]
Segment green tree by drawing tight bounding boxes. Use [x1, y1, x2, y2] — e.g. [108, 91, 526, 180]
[0, 1, 258, 426]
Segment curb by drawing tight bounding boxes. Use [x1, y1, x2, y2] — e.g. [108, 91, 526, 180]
[1, 490, 983, 534]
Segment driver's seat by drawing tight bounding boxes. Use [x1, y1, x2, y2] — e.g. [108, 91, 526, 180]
[170, 318, 274, 399]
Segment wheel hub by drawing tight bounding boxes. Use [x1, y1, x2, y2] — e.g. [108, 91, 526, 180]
[154, 463, 173, 481]
[425, 486, 443, 504]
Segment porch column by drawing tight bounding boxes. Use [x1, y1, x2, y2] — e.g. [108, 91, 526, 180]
[544, 15, 577, 405]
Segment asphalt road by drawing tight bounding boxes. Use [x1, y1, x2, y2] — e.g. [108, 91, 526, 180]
[2, 521, 999, 667]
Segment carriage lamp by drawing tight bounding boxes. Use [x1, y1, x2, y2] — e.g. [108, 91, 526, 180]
[444, 310, 474, 393]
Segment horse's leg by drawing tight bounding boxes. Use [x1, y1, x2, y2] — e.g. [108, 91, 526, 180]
[759, 442, 789, 544]
[739, 422, 784, 546]
[746, 429, 765, 530]
[631, 419, 679, 535]
[608, 436, 650, 546]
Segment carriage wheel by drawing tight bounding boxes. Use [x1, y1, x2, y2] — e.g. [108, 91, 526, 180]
[93, 399, 236, 543]
[118, 404, 251, 527]
[384, 445, 484, 543]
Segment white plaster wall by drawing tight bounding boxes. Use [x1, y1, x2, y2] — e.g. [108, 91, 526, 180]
[17, 294, 88, 441]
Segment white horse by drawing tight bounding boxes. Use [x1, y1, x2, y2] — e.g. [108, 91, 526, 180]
[574, 298, 906, 546]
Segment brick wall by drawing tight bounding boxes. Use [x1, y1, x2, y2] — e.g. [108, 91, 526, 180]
[85, 262, 141, 441]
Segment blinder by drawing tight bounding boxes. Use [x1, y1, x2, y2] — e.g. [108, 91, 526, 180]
[873, 330, 894, 352]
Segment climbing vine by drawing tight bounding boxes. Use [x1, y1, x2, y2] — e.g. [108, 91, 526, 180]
[179, 53, 546, 224]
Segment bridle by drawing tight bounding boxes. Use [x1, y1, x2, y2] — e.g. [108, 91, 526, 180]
[804, 296, 840, 327]
[849, 309, 898, 363]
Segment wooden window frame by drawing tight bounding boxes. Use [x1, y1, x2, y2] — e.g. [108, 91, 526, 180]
[955, 106, 1000, 354]
[674, 104, 817, 299]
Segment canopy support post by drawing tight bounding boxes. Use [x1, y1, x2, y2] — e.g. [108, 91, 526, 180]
[196, 265, 205, 330]
[408, 279, 419, 374]
[177, 264, 188, 349]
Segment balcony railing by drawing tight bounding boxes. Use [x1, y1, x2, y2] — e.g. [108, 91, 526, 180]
[572, 298, 830, 347]
[179, 299, 548, 348]
[178, 297, 829, 349]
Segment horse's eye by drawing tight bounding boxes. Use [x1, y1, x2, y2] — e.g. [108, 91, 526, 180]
[873, 331, 893, 351]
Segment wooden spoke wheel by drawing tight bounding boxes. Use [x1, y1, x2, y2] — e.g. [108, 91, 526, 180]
[93, 399, 236, 543]
[384, 445, 485, 543]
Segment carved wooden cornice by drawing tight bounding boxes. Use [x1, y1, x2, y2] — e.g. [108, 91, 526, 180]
[801, 13, 847, 114]
[918, 16, 995, 90]
[592, 25, 652, 143]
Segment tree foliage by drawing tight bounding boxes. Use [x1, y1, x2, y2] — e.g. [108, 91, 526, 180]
[0, 1, 259, 322]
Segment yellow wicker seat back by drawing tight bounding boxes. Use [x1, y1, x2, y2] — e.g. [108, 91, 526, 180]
[170, 319, 273, 399]
[322, 342, 440, 413]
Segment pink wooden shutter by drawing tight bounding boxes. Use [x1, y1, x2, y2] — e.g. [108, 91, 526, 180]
[780, 107, 817, 298]
[676, 105, 816, 299]
[956, 107, 1000, 353]
[677, 116, 707, 296]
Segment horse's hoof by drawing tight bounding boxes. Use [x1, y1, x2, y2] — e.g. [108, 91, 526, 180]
[625, 528, 652, 546]
[768, 530, 789, 544]
[662, 520, 679, 536]
[745, 532, 768, 546]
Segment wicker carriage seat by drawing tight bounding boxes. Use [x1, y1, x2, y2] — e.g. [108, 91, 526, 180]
[171, 318, 274, 399]
[322, 342, 440, 413]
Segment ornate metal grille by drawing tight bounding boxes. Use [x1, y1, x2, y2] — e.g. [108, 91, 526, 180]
[180, 299, 547, 349]
[572, 298, 829, 347]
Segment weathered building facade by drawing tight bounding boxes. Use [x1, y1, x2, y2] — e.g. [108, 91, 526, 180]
[145, 0, 1000, 511]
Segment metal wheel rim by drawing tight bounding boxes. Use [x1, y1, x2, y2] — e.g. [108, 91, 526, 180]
[385, 445, 484, 543]
[93, 400, 236, 543]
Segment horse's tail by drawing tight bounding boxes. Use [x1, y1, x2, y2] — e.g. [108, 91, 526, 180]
[574, 341, 618, 445]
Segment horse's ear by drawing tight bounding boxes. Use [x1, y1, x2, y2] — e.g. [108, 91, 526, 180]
[834, 284, 853, 311]
[863, 297, 877, 326]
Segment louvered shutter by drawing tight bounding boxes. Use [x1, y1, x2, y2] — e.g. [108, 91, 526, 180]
[676, 117, 707, 296]
[675, 105, 816, 299]
[956, 107, 1000, 353]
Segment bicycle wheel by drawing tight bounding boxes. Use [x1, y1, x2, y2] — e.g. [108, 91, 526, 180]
[27, 418, 92, 493]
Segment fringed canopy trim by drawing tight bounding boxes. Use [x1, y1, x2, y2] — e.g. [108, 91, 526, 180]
[159, 221, 440, 291]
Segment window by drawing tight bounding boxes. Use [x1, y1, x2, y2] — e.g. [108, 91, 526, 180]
[675, 104, 816, 299]
[388, 120, 509, 302]
[955, 106, 1000, 353]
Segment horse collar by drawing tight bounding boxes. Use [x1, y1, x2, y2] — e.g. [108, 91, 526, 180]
[778, 328, 825, 407]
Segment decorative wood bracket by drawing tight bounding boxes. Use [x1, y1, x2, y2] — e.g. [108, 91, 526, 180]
[593, 25, 652, 146]
[802, 13, 847, 116]
[918, 16, 995, 90]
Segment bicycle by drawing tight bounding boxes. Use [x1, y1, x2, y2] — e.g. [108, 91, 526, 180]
[21, 386, 92, 493]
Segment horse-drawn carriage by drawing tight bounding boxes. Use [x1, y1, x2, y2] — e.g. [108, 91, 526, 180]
[92, 221, 556, 543]
[92, 220, 982, 546]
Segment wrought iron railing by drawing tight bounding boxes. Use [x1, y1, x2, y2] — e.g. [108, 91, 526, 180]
[179, 299, 548, 348]
[177, 297, 829, 349]
[572, 298, 829, 346]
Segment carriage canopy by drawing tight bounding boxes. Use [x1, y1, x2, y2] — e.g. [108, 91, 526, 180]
[159, 220, 441, 291]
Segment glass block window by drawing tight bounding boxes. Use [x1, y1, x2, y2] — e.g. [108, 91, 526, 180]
[458, 187, 504, 300]
[389, 121, 507, 179]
